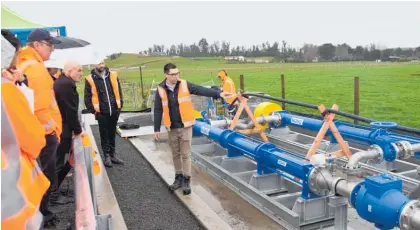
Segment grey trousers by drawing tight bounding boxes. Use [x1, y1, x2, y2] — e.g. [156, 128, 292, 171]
[168, 127, 192, 176]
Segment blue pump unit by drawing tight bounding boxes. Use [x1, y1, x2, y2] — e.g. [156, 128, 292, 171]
[194, 121, 316, 199]
[270, 111, 420, 161]
[192, 121, 419, 229]
[350, 174, 410, 230]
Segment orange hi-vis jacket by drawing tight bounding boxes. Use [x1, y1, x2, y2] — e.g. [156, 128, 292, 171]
[218, 71, 237, 104]
[85, 71, 121, 113]
[157, 79, 195, 129]
[1, 78, 49, 230]
[16, 46, 62, 139]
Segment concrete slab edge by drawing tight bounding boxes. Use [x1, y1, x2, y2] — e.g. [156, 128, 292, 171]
[129, 137, 234, 230]
[82, 114, 128, 230]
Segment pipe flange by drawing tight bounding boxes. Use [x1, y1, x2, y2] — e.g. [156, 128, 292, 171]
[269, 113, 282, 128]
[399, 200, 420, 230]
[331, 177, 345, 195]
[308, 166, 330, 196]
[393, 141, 413, 160]
[342, 163, 363, 176]
[367, 144, 384, 164]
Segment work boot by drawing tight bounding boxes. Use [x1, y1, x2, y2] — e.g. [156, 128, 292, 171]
[104, 155, 112, 168]
[183, 175, 191, 195]
[169, 173, 183, 191]
[111, 153, 125, 165]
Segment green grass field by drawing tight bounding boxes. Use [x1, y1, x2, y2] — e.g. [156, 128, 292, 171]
[80, 54, 420, 128]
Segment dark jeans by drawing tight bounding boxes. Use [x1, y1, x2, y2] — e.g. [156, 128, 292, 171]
[96, 111, 119, 157]
[39, 133, 59, 222]
[53, 136, 72, 191]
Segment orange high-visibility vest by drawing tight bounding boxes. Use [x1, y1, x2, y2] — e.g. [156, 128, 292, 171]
[54, 69, 61, 79]
[1, 99, 45, 230]
[85, 71, 121, 112]
[16, 46, 62, 139]
[157, 79, 195, 129]
[218, 71, 237, 104]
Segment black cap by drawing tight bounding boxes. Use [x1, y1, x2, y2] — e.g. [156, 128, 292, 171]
[27, 29, 61, 44]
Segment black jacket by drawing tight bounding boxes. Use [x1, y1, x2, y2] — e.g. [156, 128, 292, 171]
[54, 74, 82, 138]
[154, 80, 221, 132]
[84, 67, 123, 116]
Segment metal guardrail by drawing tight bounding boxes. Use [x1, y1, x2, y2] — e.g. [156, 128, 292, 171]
[73, 136, 113, 230]
[73, 105, 113, 230]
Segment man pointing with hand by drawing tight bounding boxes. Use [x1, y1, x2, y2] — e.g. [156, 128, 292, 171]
[154, 63, 230, 195]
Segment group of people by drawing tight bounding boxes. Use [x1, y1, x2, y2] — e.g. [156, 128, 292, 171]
[2, 26, 238, 229]
[1, 28, 124, 230]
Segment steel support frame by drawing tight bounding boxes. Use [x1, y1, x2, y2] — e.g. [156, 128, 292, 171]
[264, 132, 419, 194]
[191, 137, 334, 230]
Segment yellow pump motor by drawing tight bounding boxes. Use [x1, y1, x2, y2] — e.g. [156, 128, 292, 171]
[253, 102, 282, 130]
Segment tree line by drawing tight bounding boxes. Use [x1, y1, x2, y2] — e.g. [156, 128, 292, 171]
[139, 38, 420, 62]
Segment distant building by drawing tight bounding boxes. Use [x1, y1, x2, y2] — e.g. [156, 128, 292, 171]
[224, 56, 245, 61]
[245, 58, 269, 63]
[150, 52, 167, 56]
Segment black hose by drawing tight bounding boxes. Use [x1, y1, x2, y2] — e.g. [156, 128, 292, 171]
[240, 92, 420, 135]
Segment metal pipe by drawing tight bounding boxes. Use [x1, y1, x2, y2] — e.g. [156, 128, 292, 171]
[346, 147, 382, 169]
[233, 115, 281, 130]
[412, 143, 420, 152]
[241, 92, 420, 135]
[335, 180, 358, 199]
[409, 209, 420, 230]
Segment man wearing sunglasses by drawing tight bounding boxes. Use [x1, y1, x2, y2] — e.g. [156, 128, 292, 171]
[154, 63, 231, 195]
[15, 29, 65, 229]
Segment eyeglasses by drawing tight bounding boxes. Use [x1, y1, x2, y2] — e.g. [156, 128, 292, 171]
[166, 72, 180, 76]
[38, 41, 54, 48]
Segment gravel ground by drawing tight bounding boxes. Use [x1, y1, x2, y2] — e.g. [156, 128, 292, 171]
[50, 172, 76, 230]
[90, 115, 205, 230]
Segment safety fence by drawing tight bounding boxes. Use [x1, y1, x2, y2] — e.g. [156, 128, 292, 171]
[72, 115, 113, 230]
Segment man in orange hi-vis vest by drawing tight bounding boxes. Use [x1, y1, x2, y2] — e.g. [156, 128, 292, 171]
[84, 60, 125, 168]
[154, 63, 231, 195]
[1, 29, 49, 230]
[15, 28, 63, 228]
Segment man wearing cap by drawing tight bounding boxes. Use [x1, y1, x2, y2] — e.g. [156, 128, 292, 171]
[84, 60, 125, 168]
[16, 28, 65, 228]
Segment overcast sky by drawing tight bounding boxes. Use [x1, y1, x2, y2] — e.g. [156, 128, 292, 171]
[3, 1, 420, 55]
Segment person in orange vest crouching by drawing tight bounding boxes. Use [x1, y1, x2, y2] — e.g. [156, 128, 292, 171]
[217, 70, 239, 117]
[217, 70, 237, 104]
[1, 30, 49, 230]
[153, 63, 231, 195]
[15, 28, 65, 228]
[84, 60, 125, 168]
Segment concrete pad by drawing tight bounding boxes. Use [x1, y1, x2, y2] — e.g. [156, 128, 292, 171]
[130, 134, 284, 230]
[83, 113, 125, 125]
[82, 115, 128, 230]
[130, 136, 234, 230]
[116, 125, 167, 138]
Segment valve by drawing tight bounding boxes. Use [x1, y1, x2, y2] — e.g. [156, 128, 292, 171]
[369, 121, 398, 129]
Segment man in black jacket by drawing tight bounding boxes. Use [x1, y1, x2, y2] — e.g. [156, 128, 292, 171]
[52, 60, 82, 205]
[154, 63, 230, 195]
[84, 60, 124, 167]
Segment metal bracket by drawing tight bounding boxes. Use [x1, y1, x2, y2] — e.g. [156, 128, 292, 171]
[96, 214, 113, 230]
[328, 196, 349, 230]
